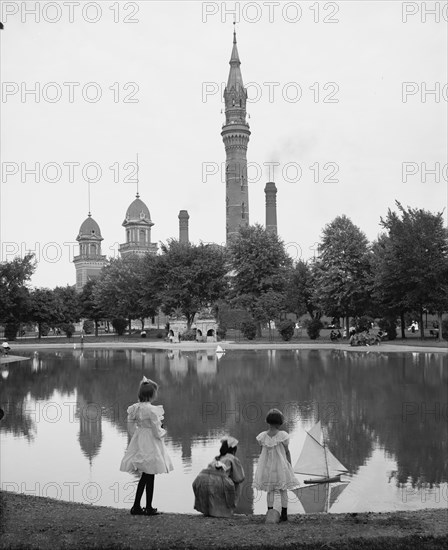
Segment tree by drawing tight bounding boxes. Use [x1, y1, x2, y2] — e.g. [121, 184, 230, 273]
[153, 241, 228, 329]
[53, 286, 81, 329]
[94, 255, 158, 331]
[0, 254, 35, 339]
[313, 215, 371, 334]
[286, 260, 320, 320]
[228, 224, 292, 336]
[29, 288, 59, 339]
[370, 234, 406, 338]
[253, 289, 288, 339]
[377, 203, 448, 340]
[79, 280, 105, 336]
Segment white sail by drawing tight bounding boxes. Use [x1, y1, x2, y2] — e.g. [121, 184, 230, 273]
[326, 448, 348, 474]
[294, 422, 347, 478]
[294, 429, 327, 476]
[216, 345, 225, 353]
[308, 421, 323, 444]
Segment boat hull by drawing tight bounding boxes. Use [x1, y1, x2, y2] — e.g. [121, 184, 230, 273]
[303, 474, 342, 485]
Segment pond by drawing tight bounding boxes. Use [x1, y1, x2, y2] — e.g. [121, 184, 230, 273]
[1, 348, 447, 515]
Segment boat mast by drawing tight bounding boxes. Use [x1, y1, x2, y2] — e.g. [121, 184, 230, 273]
[322, 423, 330, 480]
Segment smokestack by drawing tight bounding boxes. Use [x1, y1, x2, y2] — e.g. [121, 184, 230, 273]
[178, 210, 190, 243]
[264, 182, 277, 235]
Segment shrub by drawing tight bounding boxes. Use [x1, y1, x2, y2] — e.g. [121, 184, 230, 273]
[278, 319, 295, 341]
[241, 320, 257, 340]
[306, 319, 323, 340]
[83, 320, 94, 334]
[4, 321, 19, 341]
[442, 318, 448, 340]
[40, 323, 50, 337]
[355, 316, 374, 333]
[156, 331, 164, 339]
[378, 317, 397, 340]
[181, 329, 197, 341]
[112, 318, 127, 336]
[60, 323, 75, 338]
[217, 326, 227, 340]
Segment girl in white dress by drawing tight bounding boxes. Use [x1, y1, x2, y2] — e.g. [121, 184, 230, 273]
[120, 376, 173, 515]
[254, 408, 300, 522]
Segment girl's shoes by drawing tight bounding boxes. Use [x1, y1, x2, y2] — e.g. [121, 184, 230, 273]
[145, 507, 159, 516]
[280, 508, 288, 522]
[130, 506, 146, 515]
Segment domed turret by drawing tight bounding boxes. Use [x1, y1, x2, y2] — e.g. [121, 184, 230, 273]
[78, 215, 103, 239]
[119, 194, 157, 257]
[123, 197, 152, 225]
[73, 213, 107, 292]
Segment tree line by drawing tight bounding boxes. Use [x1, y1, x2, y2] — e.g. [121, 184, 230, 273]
[1, 202, 447, 341]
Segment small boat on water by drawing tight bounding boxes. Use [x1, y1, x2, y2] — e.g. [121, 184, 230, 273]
[294, 421, 348, 485]
[216, 345, 225, 354]
[293, 421, 349, 513]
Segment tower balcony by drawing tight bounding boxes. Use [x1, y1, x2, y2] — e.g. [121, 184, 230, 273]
[119, 242, 158, 256]
[74, 254, 107, 263]
[221, 121, 251, 132]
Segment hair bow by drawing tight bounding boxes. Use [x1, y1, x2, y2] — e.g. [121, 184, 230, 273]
[221, 436, 238, 448]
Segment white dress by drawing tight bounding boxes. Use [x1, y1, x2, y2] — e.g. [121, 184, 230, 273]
[120, 402, 174, 475]
[253, 431, 300, 492]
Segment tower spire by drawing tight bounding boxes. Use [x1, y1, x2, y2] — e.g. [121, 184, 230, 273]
[136, 153, 140, 198]
[88, 181, 91, 217]
[222, 25, 251, 243]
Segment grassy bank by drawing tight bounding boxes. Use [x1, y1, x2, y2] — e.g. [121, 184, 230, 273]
[0, 492, 447, 550]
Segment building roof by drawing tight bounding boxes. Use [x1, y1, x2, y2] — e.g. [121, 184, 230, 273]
[226, 29, 244, 91]
[123, 195, 153, 226]
[77, 214, 103, 240]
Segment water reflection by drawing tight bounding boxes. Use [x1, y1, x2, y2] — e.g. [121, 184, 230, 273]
[1, 348, 447, 514]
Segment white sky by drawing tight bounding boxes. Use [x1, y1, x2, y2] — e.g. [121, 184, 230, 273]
[0, 0, 447, 288]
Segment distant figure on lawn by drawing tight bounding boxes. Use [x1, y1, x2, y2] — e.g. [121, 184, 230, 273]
[120, 376, 173, 516]
[193, 436, 245, 517]
[1, 342, 11, 356]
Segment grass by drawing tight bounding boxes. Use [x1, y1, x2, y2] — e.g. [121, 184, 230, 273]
[0, 492, 447, 550]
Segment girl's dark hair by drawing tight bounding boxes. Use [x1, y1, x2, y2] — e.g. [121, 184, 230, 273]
[266, 408, 284, 427]
[138, 380, 158, 402]
[217, 440, 237, 458]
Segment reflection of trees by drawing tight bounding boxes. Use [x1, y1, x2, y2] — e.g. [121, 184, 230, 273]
[1, 348, 446, 500]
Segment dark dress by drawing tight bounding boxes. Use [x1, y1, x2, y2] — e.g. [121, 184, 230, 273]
[193, 453, 245, 517]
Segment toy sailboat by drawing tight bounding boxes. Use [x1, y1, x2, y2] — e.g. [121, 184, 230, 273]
[216, 345, 225, 355]
[294, 421, 348, 485]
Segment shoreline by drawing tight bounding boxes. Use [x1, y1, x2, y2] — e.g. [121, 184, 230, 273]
[4, 340, 448, 355]
[0, 492, 447, 550]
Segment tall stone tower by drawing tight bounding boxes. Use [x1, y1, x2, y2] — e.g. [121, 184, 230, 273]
[178, 210, 190, 244]
[73, 213, 107, 292]
[119, 194, 157, 257]
[264, 182, 278, 235]
[221, 27, 251, 242]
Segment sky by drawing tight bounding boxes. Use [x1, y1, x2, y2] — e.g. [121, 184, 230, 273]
[0, 0, 447, 288]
